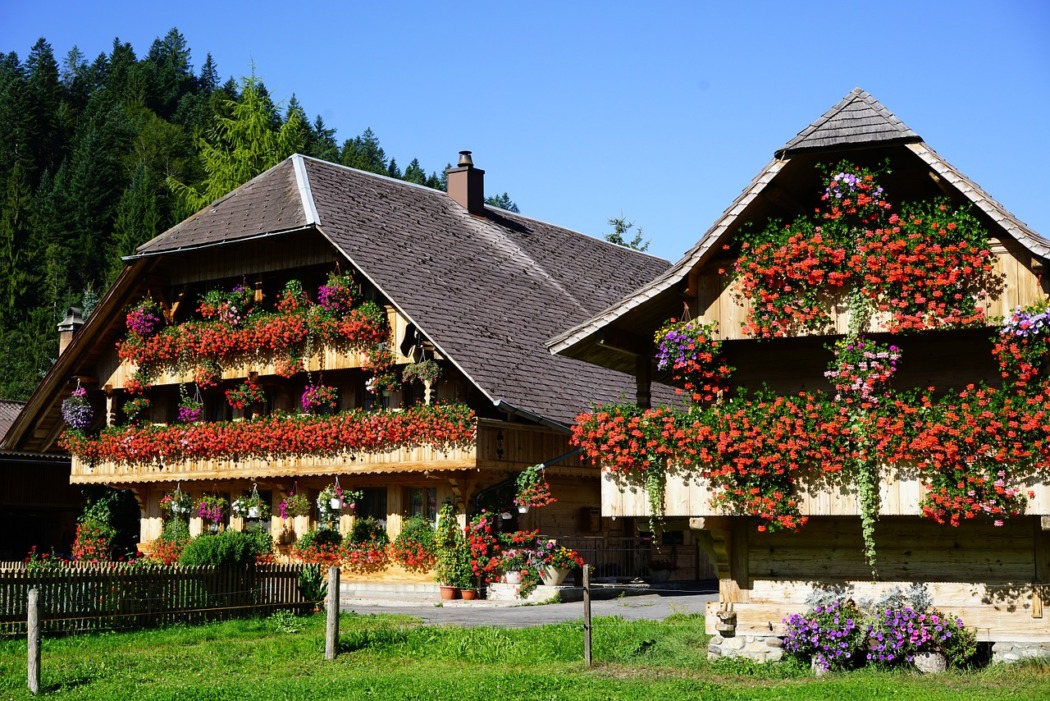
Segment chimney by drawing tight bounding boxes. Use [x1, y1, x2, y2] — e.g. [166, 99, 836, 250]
[57, 307, 84, 355]
[446, 150, 485, 215]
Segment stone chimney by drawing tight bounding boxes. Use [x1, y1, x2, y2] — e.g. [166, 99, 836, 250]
[446, 150, 485, 215]
[57, 307, 84, 355]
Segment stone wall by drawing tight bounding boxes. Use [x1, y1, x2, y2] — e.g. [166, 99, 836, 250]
[991, 641, 1050, 664]
[707, 634, 784, 663]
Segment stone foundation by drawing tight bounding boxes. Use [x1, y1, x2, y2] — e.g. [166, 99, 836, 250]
[707, 634, 784, 663]
[991, 641, 1050, 664]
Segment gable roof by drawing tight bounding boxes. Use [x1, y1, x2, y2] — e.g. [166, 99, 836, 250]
[549, 88, 1050, 360]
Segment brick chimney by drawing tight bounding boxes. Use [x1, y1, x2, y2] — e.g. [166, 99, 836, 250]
[446, 150, 485, 215]
[57, 307, 84, 355]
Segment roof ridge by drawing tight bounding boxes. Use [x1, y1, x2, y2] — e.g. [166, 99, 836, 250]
[776, 87, 920, 157]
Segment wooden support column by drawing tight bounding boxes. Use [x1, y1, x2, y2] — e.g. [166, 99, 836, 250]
[691, 516, 749, 604]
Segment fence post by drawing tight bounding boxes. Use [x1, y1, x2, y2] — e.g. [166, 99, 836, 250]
[583, 564, 592, 667]
[325, 566, 340, 660]
[28, 587, 40, 694]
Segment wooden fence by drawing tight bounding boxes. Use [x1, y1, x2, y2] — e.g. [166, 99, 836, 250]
[0, 563, 315, 636]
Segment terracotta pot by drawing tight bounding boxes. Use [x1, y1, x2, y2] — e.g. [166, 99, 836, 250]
[461, 588, 477, 601]
[439, 585, 460, 600]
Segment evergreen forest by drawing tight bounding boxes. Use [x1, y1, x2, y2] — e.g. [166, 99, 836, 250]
[0, 29, 518, 402]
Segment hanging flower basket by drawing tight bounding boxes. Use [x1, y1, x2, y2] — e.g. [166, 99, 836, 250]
[231, 488, 270, 519]
[317, 483, 362, 525]
[402, 359, 441, 386]
[125, 298, 163, 337]
[515, 465, 557, 510]
[196, 495, 228, 528]
[160, 488, 192, 519]
[278, 491, 311, 519]
[122, 397, 151, 424]
[226, 381, 265, 411]
[61, 386, 93, 431]
[317, 272, 357, 316]
[300, 384, 339, 413]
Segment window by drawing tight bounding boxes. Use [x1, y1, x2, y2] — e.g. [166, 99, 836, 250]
[407, 487, 438, 521]
[357, 488, 388, 527]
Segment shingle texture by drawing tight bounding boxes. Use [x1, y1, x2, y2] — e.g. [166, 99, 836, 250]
[304, 159, 670, 424]
[0, 400, 24, 442]
[777, 87, 920, 156]
[137, 160, 307, 254]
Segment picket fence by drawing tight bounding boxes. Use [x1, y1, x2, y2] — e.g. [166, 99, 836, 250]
[0, 563, 314, 636]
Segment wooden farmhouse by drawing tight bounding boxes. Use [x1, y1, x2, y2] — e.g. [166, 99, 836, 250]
[550, 89, 1050, 657]
[1, 152, 674, 570]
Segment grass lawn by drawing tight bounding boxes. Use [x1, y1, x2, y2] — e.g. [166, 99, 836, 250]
[0, 611, 1047, 699]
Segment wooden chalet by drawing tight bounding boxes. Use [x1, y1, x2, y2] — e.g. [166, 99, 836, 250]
[0, 400, 79, 560]
[2, 151, 672, 564]
[550, 89, 1050, 652]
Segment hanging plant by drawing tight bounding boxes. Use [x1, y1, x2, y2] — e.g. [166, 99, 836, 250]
[514, 465, 557, 510]
[160, 487, 192, 519]
[317, 271, 357, 315]
[177, 384, 204, 423]
[61, 385, 93, 431]
[125, 298, 163, 337]
[226, 381, 265, 411]
[300, 384, 339, 413]
[317, 482, 362, 527]
[122, 397, 151, 424]
[402, 359, 441, 386]
[199, 284, 254, 327]
[654, 319, 732, 403]
[278, 490, 311, 519]
[231, 487, 270, 519]
[196, 495, 228, 527]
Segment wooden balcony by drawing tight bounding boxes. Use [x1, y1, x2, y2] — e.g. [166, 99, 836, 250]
[601, 465, 1050, 518]
[71, 442, 478, 485]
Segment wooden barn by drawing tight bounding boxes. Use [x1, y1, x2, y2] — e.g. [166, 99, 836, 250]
[551, 89, 1050, 659]
[1, 152, 674, 570]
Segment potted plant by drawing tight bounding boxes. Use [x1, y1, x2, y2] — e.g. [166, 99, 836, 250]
[231, 489, 270, 520]
[196, 495, 228, 533]
[540, 542, 584, 586]
[160, 488, 192, 520]
[434, 503, 468, 599]
[317, 483, 361, 527]
[300, 383, 339, 413]
[278, 490, 311, 519]
[125, 297, 163, 337]
[514, 464, 557, 512]
[122, 396, 151, 424]
[177, 391, 203, 423]
[61, 385, 93, 431]
[402, 359, 441, 386]
[225, 380, 265, 411]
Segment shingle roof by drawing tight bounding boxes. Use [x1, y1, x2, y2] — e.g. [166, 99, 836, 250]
[302, 158, 671, 424]
[776, 87, 920, 157]
[0, 400, 24, 441]
[131, 155, 671, 426]
[136, 159, 310, 255]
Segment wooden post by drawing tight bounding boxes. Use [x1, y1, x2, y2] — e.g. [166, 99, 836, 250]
[28, 588, 40, 694]
[325, 566, 340, 660]
[583, 564, 592, 667]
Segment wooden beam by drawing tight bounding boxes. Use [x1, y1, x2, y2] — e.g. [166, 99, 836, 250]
[596, 328, 648, 357]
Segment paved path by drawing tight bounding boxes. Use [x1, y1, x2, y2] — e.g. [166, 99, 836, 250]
[340, 585, 719, 628]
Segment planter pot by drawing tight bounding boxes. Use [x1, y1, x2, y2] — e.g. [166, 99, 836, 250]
[461, 588, 478, 601]
[913, 651, 947, 674]
[517, 506, 529, 514]
[505, 570, 523, 585]
[248, 506, 260, 519]
[439, 585, 460, 600]
[540, 567, 570, 586]
[330, 498, 342, 510]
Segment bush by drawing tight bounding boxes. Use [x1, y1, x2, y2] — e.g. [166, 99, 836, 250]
[390, 515, 436, 571]
[178, 529, 265, 567]
[783, 599, 865, 671]
[350, 516, 389, 547]
[292, 528, 344, 565]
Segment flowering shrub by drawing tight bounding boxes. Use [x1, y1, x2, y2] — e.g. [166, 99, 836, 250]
[300, 384, 339, 413]
[71, 521, 114, 562]
[390, 514, 437, 571]
[61, 386, 93, 430]
[292, 528, 344, 566]
[25, 546, 66, 572]
[62, 404, 476, 465]
[466, 510, 503, 585]
[343, 516, 391, 574]
[866, 607, 962, 665]
[655, 319, 732, 403]
[514, 465, 557, 509]
[783, 599, 866, 671]
[734, 161, 1001, 337]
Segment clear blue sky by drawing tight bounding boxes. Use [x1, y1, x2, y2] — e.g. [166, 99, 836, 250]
[3, 0, 1048, 263]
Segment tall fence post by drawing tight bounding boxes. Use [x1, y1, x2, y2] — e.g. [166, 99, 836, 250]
[583, 564, 592, 667]
[325, 566, 340, 660]
[28, 587, 40, 694]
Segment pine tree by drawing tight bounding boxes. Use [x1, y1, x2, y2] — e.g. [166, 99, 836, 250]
[109, 163, 162, 281]
[0, 160, 33, 322]
[605, 216, 650, 251]
[403, 158, 427, 185]
[485, 192, 519, 213]
[340, 127, 387, 174]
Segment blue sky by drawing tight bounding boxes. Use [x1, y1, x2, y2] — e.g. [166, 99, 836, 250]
[3, 1, 1048, 263]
